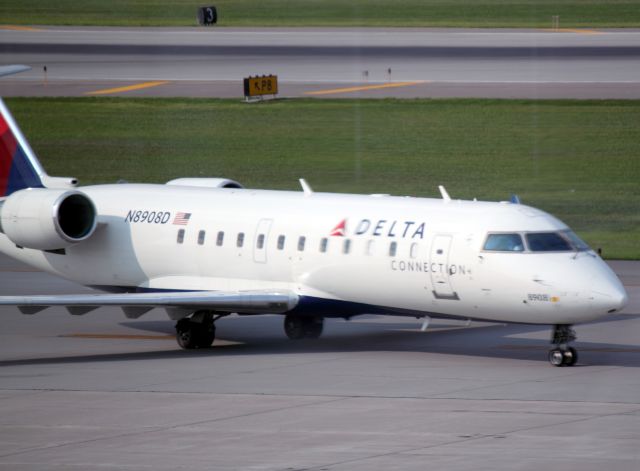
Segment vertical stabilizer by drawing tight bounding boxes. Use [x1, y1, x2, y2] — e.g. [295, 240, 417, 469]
[0, 98, 46, 197]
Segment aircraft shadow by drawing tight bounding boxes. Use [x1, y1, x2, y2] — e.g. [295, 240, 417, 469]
[1, 314, 638, 368]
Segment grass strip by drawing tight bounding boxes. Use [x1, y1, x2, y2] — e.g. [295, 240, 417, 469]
[6, 97, 640, 259]
[2, 1, 640, 28]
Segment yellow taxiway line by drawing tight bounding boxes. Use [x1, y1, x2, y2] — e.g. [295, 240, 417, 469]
[85, 80, 170, 96]
[64, 333, 174, 340]
[500, 344, 640, 353]
[305, 81, 428, 96]
[544, 28, 604, 35]
[0, 25, 44, 31]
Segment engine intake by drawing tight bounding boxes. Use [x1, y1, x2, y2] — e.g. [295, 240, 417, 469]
[0, 189, 97, 250]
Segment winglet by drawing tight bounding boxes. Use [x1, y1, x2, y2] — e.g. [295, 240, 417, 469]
[438, 185, 451, 202]
[299, 178, 313, 196]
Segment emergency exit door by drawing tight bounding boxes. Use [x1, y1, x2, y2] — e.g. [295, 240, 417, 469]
[253, 219, 272, 263]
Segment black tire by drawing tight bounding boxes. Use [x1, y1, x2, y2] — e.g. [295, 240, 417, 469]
[284, 315, 306, 340]
[176, 319, 198, 349]
[562, 347, 578, 366]
[196, 324, 216, 348]
[176, 318, 216, 349]
[303, 318, 324, 339]
[548, 348, 564, 367]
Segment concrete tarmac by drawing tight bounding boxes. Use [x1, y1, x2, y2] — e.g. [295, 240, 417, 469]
[2, 27, 640, 98]
[0, 253, 639, 470]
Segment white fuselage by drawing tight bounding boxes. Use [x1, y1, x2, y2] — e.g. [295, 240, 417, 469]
[0, 184, 627, 325]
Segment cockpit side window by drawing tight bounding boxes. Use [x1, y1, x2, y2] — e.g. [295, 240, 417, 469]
[483, 233, 524, 252]
[526, 232, 572, 252]
[563, 230, 591, 251]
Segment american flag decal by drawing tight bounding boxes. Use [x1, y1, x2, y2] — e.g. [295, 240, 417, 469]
[173, 212, 191, 225]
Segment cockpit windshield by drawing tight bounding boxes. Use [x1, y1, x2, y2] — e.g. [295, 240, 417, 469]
[483, 233, 524, 252]
[483, 230, 591, 253]
[526, 232, 572, 252]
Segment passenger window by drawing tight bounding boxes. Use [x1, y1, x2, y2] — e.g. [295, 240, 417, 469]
[177, 229, 185, 244]
[389, 241, 397, 257]
[237, 232, 244, 248]
[410, 242, 419, 258]
[483, 233, 524, 252]
[216, 231, 224, 246]
[277, 235, 285, 250]
[198, 230, 206, 245]
[257, 234, 265, 249]
[319, 237, 328, 253]
[366, 240, 375, 256]
[526, 232, 572, 252]
[298, 236, 306, 251]
[343, 239, 351, 254]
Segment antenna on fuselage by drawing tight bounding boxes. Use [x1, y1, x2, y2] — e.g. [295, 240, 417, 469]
[510, 194, 521, 204]
[299, 178, 313, 196]
[438, 185, 451, 202]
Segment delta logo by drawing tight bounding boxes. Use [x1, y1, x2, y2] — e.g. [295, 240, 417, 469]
[330, 218, 426, 239]
[330, 219, 347, 236]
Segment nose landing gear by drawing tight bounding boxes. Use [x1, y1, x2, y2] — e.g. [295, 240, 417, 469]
[548, 324, 578, 366]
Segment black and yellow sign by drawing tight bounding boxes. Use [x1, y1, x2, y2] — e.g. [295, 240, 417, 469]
[244, 75, 278, 97]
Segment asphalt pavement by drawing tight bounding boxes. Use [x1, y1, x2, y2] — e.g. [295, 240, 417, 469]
[0, 254, 638, 470]
[2, 27, 640, 98]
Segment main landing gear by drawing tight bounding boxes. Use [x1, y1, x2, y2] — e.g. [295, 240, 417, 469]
[548, 324, 578, 367]
[284, 315, 324, 340]
[175, 310, 218, 349]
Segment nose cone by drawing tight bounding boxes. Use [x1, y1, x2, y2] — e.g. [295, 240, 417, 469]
[591, 273, 628, 314]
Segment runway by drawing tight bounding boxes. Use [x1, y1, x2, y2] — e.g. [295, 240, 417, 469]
[1, 253, 639, 470]
[2, 27, 640, 98]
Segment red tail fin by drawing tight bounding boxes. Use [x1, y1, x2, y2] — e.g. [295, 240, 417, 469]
[0, 99, 45, 197]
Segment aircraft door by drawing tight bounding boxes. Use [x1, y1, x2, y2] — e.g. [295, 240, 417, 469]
[430, 234, 459, 300]
[253, 218, 272, 263]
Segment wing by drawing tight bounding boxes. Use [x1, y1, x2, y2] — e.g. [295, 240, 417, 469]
[0, 290, 299, 319]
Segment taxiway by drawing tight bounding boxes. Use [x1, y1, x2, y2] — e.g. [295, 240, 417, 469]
[2, 27, 640, 98]
[0, 254, 638, 470]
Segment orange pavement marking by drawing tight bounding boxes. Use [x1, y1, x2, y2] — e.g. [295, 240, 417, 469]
[305, 81, 428, 96]
[85, 81, 170, 96]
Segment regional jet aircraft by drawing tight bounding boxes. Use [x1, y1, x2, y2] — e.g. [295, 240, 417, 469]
[0, 99, 628, 366]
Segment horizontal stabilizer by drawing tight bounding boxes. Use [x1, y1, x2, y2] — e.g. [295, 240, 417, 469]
[0, 65, 30, 78]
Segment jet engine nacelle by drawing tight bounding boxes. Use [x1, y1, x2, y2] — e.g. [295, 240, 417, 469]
[0, 189, 97, 250]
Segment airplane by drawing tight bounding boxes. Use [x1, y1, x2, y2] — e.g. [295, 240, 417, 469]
[0, 98, 628, 366]
[0, 65, 31, 78]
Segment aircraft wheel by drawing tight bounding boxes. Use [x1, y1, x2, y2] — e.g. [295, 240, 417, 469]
[176, 318, 216, 349]
[176, 319, 198, 349]
[284, 316, 324, 340]
[303, 318, 324, 339]
[548, 348, 565, 367]
[562, 347, 578, 366]
[284, 315, 306, 340]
